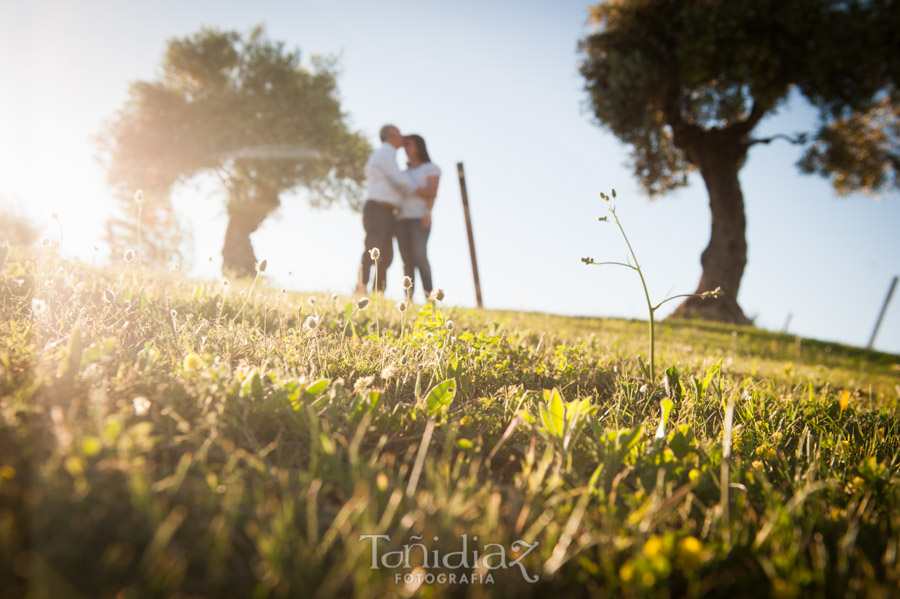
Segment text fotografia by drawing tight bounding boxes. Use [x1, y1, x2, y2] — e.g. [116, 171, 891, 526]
[359, 534, 540, 584]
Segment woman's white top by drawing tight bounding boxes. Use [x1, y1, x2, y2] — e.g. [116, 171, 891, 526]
[398, 162, 441, 219]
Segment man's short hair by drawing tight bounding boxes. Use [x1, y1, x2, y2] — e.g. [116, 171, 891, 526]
[379, 124, 398, 142]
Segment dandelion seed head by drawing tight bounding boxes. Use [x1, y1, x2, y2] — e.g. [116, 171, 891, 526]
[356, 297, 370, 310]
[402, 276, 413, 290]
[304, 314, 319, 330]
[369, 247, 380, 260]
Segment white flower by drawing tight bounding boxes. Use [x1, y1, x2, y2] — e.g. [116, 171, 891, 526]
[369, 247, 380, 260]
[402, 276, 413, 290]
[381, 364, 397, 380]
[430, 288, 445, 302]
[304, 314, 319, 330]
[133, 396, 151, 416]
[396, 301, 407, 312]
[446, 320, 454, 331]
[31, 298, 46, 315]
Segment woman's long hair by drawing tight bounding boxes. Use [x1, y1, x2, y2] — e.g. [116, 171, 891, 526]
[404, 134, 431, 165]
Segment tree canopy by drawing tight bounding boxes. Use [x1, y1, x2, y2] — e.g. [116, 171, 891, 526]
[100, 26, 370, 275]
[580, 0, 899, 323]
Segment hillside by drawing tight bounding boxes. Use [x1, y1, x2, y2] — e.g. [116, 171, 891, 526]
[1, 251, 899, 598]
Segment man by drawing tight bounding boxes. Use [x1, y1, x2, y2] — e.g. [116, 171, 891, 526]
[357, 124, 418, 294]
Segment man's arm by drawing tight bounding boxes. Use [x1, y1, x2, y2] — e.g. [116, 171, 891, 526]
[374, 150, 415, 194]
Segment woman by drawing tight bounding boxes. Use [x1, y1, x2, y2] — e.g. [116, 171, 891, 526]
[397, 134, 440, 300]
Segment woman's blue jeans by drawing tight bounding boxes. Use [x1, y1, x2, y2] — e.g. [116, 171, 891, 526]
[395, 218, 433, 299]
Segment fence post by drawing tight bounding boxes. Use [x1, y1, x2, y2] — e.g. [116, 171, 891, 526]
[867, 275, 897, 350]
[456, 162, 483, 308]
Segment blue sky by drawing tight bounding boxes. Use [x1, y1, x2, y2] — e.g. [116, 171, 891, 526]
[1, 0, 898, 354]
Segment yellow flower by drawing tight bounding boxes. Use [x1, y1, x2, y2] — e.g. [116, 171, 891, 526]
[183, 353, 205, 371]
[677, 536, 703, 570]
[643, 535, 664, 559]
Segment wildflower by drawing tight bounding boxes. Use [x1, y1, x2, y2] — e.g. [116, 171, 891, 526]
[134, 189, 144, 205]
[331, 293, 339, 301]
[222, 278, 229, 287]
[170, 309, 177, 319]
[308, 297, 316, 306]
[396, 300, 407, 312]
[123, 249, 135, 263]
[103, 288, 116, 304]
[170, 263, 180, 272]
[354, 375, 375, 393]
[677, 536, 703, 570]
[133, 396, 151, 416]
[31, 298, 46, 315]
[700, 286, 724, 299]
[446, 320, 454, 331]
[639, 384, 650, 394]
[357, 297, 370, 310]
[402, 276, 413, 290]
[183, 353, 205, 370]
[381, 364, 397, 380]
[256, 259, 267, 273]
[369, 247, 380, 260]
[304, 315, 319, 330]
[430, 288, 445, 301]
[40, 236, 51, 248]
[642, 535, 664, 559]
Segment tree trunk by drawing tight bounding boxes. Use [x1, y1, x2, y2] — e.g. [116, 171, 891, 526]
[670, 138, 753, 325]
[221, 186, 280, 278]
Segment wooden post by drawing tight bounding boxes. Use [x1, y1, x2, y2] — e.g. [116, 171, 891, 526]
[867, 275, 897, 350]
[456, 162, 483, 308]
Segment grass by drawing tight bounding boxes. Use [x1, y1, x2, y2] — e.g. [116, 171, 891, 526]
[1, 248, 899, 598]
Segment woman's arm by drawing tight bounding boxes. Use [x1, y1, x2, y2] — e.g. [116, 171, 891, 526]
[420, 174, 440, 228]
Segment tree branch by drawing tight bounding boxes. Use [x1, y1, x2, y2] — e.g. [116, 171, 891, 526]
[745, 132, 808, 149]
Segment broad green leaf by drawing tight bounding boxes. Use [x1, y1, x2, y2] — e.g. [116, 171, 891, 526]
[425, 379, 456, 417]
[655, 397, 674, 439]
[548, 388, 565, 439]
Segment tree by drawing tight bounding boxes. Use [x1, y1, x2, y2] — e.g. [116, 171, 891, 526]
[579, 0, 899, 324]
[99, 26, 370, 276]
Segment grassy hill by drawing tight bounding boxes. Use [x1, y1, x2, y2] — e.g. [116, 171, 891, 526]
[1, 249, 898, 598]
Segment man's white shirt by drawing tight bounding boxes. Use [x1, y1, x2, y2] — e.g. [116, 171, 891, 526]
[365, 143, 414, 206]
